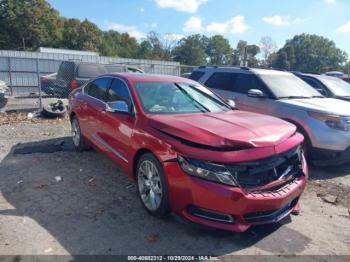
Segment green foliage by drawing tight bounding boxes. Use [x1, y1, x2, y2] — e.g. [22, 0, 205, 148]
[0, 0, 63, 50]
[99, 30, 140, 58]
[61, 19, 102, 52]
[232, 40, 260, 67]
[206, 35, 233, 65]
[172, 35, 208, 65]
[138, 31, 172, 60]
[0, 0, 347, 68]
[273, 34, 348, 73]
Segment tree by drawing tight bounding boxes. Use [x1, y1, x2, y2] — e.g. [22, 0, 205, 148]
[172, 35, 209, 66]
[61, 18, 102, 52]
[273, 34, 348, 72]
[206, 35, 233, 65]
[232, 40, 260, 67]
[0, 0, 63, 50]
[260, 36, 277, 67]
[137, 31, 177, 60]
[99, 30, 140, 58]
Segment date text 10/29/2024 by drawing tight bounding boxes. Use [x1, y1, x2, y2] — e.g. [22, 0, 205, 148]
[127, 256, 219, 261]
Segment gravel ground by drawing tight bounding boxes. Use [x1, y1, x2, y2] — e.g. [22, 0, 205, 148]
[0, 113, 349, 258]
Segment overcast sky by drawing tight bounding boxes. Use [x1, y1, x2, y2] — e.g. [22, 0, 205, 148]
[48, 0, 350, 56]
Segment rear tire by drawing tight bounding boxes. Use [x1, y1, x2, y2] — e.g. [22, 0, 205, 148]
[136, 153, 170, 218]
[71, 116, 90, 151]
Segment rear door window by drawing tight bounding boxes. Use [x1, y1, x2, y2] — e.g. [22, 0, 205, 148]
[77, 64, 107, 78]
[86, 77, 111, 102]
[205, 72, 238, 91]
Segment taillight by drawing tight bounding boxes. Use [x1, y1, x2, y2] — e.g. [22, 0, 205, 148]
[42, 78, 49, 84]
[70, 80, 78, 90]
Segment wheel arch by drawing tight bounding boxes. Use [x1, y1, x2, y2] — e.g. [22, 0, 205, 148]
[132, 148, 154, 179]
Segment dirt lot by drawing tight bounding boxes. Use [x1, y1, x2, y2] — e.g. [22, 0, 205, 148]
[0, 112, 349, 258]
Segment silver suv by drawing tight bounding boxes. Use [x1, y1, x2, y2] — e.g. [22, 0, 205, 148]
[192, 67, 350, 166]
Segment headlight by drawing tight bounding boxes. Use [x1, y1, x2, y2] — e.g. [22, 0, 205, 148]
[308, 111, 350, 131]
[177, 155, 238, 186]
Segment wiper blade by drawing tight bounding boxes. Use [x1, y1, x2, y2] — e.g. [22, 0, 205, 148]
[174, 83, 210, 112]
[278, 96, 311, 99]
[312, 95, 324, 98]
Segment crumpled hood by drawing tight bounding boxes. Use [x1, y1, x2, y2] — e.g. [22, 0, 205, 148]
[149, 111, 296, 148]
[279, 98, 350, 116]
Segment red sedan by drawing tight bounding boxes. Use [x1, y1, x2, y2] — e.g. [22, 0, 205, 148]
[68, 73, 308, 232]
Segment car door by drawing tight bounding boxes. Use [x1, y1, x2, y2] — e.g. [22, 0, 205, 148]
[205, 72, 275, 115]
[96, 77, 136, 168]
[82, 77, 111, 139]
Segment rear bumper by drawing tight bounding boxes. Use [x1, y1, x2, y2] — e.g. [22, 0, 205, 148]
[164, 157, 308, 233]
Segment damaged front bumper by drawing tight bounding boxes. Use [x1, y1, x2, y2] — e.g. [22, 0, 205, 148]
[164, 146, 308, 233]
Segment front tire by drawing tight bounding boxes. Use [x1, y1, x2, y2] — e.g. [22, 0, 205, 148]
[136, 153, 170, 218]
[71, 116, 89, 151]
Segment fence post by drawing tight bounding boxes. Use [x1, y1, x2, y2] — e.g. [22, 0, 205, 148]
[7, 57, 13, 95]
[36, 58, 42, 110]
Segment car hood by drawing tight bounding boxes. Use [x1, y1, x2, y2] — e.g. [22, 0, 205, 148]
[278, 98, 350, 116]
[149, 111, 296, 149]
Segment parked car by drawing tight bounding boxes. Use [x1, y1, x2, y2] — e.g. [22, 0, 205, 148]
[40, 72, 57, 95]
[342, 77, 350, 84]
[192, 66, 350, 166]
[294, 72, 350, 102]
[69, 73, 307, 232]
[324, 71, 345, 77]
[323, 71, 350, 84]
[53, 61, 144, 98]
[0, 80, 9, 108]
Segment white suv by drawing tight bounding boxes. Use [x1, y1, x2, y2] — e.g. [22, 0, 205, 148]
[191, 66, 350, 166]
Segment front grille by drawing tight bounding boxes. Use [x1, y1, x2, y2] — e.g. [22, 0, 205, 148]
[243, 198, 299, 224]
[225, 146, 303, 188]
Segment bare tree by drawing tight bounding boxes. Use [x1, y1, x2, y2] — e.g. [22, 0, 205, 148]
[260, 36, 277, 67]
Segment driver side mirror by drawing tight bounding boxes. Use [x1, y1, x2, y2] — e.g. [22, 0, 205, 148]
[105, 101, 131, 114]
[247, 89, 265, 98]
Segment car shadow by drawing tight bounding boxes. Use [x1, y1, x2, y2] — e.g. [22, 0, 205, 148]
[0, 137, 311, 256]
[309, 163, 350, 180]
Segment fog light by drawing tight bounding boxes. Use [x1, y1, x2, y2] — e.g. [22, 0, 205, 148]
[187, 205, 234, 223]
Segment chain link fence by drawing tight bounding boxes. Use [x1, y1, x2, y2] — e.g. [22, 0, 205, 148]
[0, 50, 184, 112]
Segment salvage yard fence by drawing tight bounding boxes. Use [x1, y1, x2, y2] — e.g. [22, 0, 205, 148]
[0, 50, 183, 111]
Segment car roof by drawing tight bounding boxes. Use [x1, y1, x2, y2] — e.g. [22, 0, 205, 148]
[98, 72, 195, 83]
[250, 68, 293, 76]
[193, 66, 293, 76]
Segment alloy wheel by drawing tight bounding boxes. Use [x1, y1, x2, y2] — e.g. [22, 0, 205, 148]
[137, 160, 163, 211]
[71, 118, 81, 148]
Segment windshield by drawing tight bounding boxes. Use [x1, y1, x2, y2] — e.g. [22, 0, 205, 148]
[321, 77, 350, 97]
[258, 74, 322, 99]
[135, 82, 231, 114]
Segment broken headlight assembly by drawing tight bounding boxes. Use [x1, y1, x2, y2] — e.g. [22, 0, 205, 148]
[177, 155, 238, 186]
